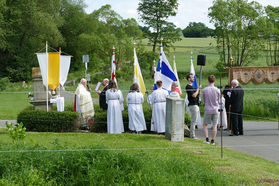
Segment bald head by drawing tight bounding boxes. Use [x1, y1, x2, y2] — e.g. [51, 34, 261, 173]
[102, 78, 109, 86]
[80, 78, 87, 87]
[231, 79, 239, 88]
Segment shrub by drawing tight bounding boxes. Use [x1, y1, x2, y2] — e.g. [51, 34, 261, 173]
[17, 109, 79, 132]
[6, 122, 26, 142]
[0, 77, 10, 91]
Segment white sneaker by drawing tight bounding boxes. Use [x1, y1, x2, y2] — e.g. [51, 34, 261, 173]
[204, 140, 210, 144]
[191, 136, 199, 140]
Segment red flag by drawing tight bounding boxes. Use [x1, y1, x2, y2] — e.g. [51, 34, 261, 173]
[111, 51, 117, 82]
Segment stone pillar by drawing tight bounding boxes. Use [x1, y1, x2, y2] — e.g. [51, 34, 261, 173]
[165, 96, 185, 141]
[30, 67, 53, 110]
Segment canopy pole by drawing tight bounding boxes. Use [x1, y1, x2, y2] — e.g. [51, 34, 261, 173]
[46, 41, 48, 112]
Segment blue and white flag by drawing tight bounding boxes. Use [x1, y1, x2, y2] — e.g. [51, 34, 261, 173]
[154, 45, 177, 91]
[190, 55, 198, 89]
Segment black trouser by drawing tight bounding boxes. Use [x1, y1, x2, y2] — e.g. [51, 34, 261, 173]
[231, 112, 243, 135]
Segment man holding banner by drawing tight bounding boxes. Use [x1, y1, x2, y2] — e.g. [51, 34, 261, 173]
[186, 73, 201, 139]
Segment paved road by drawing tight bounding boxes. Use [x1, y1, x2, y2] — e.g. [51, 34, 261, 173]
[0, 120, 17, 127]
[195, 121, 279, 163]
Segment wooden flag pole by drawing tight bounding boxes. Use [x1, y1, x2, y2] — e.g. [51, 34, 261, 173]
[46, 41, 48, 112]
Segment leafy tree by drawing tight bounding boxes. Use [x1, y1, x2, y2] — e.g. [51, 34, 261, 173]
[0, 0, 6, 50]
[76, 5, 143, 75]
[137, 0, 181, 52]
[182, 22, 214, 38]
[0, 0, 63, 81]
[263, 5, 279, 66]
[59, 0, 87, 71]
[209, 0, 264, 67]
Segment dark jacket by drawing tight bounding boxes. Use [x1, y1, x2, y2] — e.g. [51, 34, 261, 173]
[99, 85, 108, 110]
[223, 85, 231, 111]
[230, 86, 244, 113]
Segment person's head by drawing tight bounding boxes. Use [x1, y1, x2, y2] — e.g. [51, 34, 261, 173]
[102, 78, 109, 86]
[208, 75, 216, 84]
[171, 81, 178, 91]
[108, 80, 117, 89]
[130, 83, 139, 92]
[186, 73, 194, 83]
[80, 78, 87, 87]
[231, 79, 239, 88]
[156, 80, 162, 88]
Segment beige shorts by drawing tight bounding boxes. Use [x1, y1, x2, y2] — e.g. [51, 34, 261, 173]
[203, 113, 218, 125]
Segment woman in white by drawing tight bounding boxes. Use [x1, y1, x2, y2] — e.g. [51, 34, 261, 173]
[106, 80, 124, 134]
[149, 80, 169, 133]
[126, 83, 146, 134]
[218, 93, 227, 129]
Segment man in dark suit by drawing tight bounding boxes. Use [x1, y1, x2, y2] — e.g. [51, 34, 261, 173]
[230, 79, 244, 136]
[96, 78, 109, 111]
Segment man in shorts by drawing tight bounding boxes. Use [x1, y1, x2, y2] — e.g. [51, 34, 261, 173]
[202, 75, 220, 145]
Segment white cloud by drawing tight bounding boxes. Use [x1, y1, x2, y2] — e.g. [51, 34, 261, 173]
[84, 0, 279, 29]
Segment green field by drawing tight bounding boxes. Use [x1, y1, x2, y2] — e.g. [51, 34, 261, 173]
[144, 37, 269, 75]
[0, 131, 278, 185]
[0, 38, 278, 120]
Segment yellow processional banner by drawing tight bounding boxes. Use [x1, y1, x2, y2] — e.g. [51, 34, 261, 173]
[48, 52, 60, 90]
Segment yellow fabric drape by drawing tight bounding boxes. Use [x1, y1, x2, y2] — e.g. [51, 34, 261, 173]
[135, 65, 146, 94]
[48, 52, 60, 90]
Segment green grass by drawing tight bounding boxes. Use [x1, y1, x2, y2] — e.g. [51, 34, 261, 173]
[0, 92, 32, 120]
[0, 132, 278, 185]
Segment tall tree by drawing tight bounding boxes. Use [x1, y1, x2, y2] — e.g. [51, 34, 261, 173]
[209, 0, 264, 67]
[137, 0, 181, 52]
[0, 0, 63, 81]
[0, 0, 6, 50]
[264, 5, 279, 66]
[59, 0, 87, 71]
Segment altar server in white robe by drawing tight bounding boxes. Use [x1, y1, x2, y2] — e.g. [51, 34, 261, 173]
[126, 83, 146, 134]
[218, 93, 227, 130]
[149, 80, 169, 133]
[106, 80, 124, 134]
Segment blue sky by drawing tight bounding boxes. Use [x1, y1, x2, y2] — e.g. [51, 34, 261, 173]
[84, 0, 279, 29]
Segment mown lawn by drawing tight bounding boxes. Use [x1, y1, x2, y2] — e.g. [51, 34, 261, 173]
[0, 131, 278, 185]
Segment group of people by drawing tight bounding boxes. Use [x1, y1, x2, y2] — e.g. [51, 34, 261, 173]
[186, 73, 244, 145]
[75, 75, 244, 141]
[97, 79, 147, 134]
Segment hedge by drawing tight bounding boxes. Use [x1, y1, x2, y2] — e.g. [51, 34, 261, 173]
[17, 103, 191, 133]
[17, 107, 79, 132]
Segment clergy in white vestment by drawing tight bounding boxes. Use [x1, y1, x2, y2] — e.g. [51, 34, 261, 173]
[106, 80, 124, 134]
[75, 78, 94, 124]
[149, 80, 169, 133]
[126, 83, 146, 134]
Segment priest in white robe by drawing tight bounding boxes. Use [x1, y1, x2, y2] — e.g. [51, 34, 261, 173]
[149, 80, 169, 133]
[126, 83, 146, 134]
[75, 78, 94, 126]
[106, 80, 124, 134]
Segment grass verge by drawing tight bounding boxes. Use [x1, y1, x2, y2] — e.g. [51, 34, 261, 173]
[0, 132, 278, 185]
